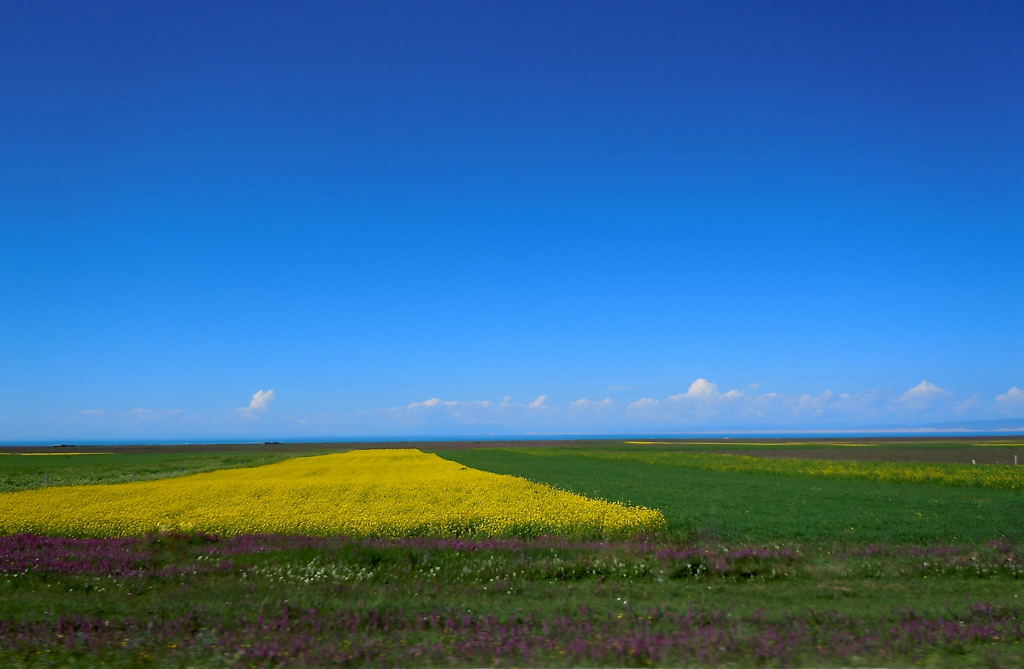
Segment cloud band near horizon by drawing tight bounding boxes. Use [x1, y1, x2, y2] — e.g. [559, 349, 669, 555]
[15, 380, 1024, 441]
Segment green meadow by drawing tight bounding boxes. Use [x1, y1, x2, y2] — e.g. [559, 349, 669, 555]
[0, 452, 301, 493]
[437, 445, 1024, 543]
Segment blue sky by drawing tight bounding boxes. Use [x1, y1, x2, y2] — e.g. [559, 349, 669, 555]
[2, 1, 1022, 440]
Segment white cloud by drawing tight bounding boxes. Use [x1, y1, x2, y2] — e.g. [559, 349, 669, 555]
[570, 397, 614, 409]
[796, 390, 835, 415]
[344, 378, 1002, 432]
[996, 386, 1024, 409]
[407, 398, 459, 409]
[687, 377, 718, 397]
[391, 396, 530, 413]
[621, 381, 888, 425]
[631, 380, 746, 417]
[955, 393, 982, 413]
[627, 397, 660, 411]
[899, 380, 944, 401]
[366, 394, 558, 431]
[528, 395, 548, 409]
[669, 378, 719, 400]
[247, 389, 275, 411]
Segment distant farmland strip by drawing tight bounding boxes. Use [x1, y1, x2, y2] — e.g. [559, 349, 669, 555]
[524, 449, 1024, 490]
[0, 452, 302, 493]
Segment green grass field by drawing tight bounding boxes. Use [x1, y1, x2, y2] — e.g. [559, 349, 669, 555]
[0, 451, 308, 493]
[437, 447, 1024, 543]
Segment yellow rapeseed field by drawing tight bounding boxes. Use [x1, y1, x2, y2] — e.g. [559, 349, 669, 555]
[553, 450, 1024, 490]
[0, 449, 664, 538]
